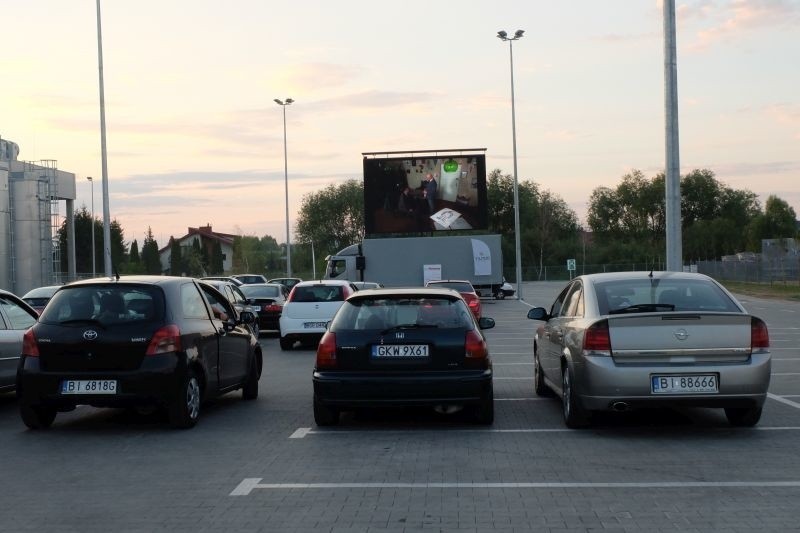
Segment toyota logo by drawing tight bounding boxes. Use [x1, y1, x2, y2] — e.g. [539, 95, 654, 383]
[674, 328, 689, 341]
[83, 330, 99, 341]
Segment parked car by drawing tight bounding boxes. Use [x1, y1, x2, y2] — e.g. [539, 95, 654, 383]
[352, 281, 384, 291]
[200, 276, 243, 286]
[527, 271, 771, 428]
[278, 280, 356, 350]
[313, 287, 496, 426]
[1, 290, 39, 393]
[232, 274, 269, 285]
[425, 279, 481, 320]
[199, 279, 260, 337]
[21, 285, 62, 314]
[16, 276, 262, 429]
[268, 277, 303, 292]
[239, 283, 287, 334]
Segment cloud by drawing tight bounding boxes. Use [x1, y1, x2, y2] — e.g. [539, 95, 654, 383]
[590, 32, 658, 44]
[279, 62, 363, 90]
[688, 0, 800, 51]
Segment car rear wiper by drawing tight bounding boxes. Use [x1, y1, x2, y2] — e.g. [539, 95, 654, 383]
[380, 323, 437, 335]
[58, 318, 105, 326]
[608, 303, 676, 315]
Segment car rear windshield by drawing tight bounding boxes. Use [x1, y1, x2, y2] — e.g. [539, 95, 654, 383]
[291, 285, 344, 303]
[594, 278, 741, 315]
[331, 296, 473, 331]
[39, 285, 165, 325]
[428, 281, 474, 293]
[241, 285, 282, 298]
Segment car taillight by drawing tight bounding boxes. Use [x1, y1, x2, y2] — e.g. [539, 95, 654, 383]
[22, 329, 40, 357]
[465, 330, 488, 365]
[583, 320, 611, 355]
[316, 331, 337, 369]
[146, 324, 182, 356]
[751, 317, 769, 353]
[266, 304, 282, 312]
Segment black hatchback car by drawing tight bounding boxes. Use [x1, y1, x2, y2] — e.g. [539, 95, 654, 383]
[312, 287, 495, 426]
[17, 276, 262, 429]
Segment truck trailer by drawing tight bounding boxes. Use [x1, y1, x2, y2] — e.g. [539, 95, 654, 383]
[324, 234, 505, 298]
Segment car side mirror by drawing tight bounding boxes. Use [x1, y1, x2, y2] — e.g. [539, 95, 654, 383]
[527, 307, 549, 321]
[478, 317, 495, 330]
[239, 310, 255, 325]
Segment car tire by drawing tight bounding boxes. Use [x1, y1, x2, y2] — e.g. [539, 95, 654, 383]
[313, 398, 339, 426]
[169, 368, 201, 429]
[20, 403, 57, 430]
[534, 348, 554, 397]
[562, 365, 590, 428]
[473, 384, 494, 425]
[242, 355, 260, 401]
[725, 405, 762, 427]
[279, 336, 293, 351]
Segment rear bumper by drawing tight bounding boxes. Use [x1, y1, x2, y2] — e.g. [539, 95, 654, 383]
[574, 353, 771, 411]
[255, 312, 281, 330]
[16, 354, 185, 410]
[313, 370, 493, 408]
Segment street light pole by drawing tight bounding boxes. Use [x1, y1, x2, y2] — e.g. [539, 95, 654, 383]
[87, 177, 96, 278]
[95, 0, 112, 277]
[497, 29, 525, 301]
[274, 98, 294, 277]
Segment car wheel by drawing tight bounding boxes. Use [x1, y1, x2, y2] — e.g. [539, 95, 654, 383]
[534, 348, 554, 397]
[313, 398, 339, 426]
[242, 355, 260, 400]
[725, 405, 763, 427]
[279, 336, 293, 351]
[19, 403, 57, 430]
[473, 384, 494, 425]
[562, 365, 590, 428]
[169, 368, 201, 429]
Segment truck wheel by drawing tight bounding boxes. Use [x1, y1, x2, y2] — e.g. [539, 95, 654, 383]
[20, 404, 57, 430]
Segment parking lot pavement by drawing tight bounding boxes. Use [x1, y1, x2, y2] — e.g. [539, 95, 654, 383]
[3, 282, 800, 531]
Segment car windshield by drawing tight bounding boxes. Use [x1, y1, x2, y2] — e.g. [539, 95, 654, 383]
[331, 296, 473, 330]
[291, 285, 344, 303]
[241, 285, 282, 298]
[39, 285, 165, 325]
[428, 281, 474, 293]
[23, 286, 59, 299]
[594, 278, 741, 315]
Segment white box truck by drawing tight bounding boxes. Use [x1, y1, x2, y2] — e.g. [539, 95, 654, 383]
[324, 234, 506, 297]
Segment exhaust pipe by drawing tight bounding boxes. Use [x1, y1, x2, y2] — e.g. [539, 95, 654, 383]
[611, 401, 630, 412]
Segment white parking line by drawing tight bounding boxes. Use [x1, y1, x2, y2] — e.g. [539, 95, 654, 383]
[231, 478, 800, 496]
[771, 373, 800, 376]
[768, 393, 800, 410]
[289, 427, 312, 439]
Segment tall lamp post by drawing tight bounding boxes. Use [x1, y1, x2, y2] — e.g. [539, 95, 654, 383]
[87, 177, 96, 278]
[96, 0, 112, 277]
[274, 98, 294, 277]
[497, 29, 525, 300]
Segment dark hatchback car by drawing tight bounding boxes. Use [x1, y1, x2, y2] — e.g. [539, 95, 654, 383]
[312, 288, 495, 426]
[239, 283, 287, 333]
[16, 276, 262, 430]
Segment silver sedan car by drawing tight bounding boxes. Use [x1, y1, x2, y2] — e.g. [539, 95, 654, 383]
[527, 271, 771, 428]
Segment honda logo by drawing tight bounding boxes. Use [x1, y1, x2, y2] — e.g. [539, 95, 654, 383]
[83, 330, 99, 341]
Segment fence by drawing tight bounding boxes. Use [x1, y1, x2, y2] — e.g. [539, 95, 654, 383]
[509, 262, 668, 282]
[697, 258, 800, 284]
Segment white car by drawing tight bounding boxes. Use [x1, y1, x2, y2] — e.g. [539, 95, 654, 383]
[279, 280, 357, 350]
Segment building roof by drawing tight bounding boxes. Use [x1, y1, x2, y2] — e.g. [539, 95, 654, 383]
[158, 225, 237, 254]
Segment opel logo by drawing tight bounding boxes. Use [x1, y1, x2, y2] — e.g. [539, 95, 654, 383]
[674, 328, 689, 341]
[83, 330, 99, 341]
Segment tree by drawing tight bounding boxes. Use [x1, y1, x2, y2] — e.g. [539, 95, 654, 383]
[140, 227, 162, 274]
[169, 238, 183, 276]
[295, 179, 365, 261]
[129, 239, 140, 264]
[57, 206, 126, 275]
[746, 195, 798, 249]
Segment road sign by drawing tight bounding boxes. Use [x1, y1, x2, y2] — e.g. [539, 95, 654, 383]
[567, 259, 576, 271]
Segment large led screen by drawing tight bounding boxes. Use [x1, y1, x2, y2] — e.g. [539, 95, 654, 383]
[363, 154, 488, 235]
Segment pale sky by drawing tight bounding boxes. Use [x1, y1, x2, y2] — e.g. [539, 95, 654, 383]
[2, 1, 798, 247]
